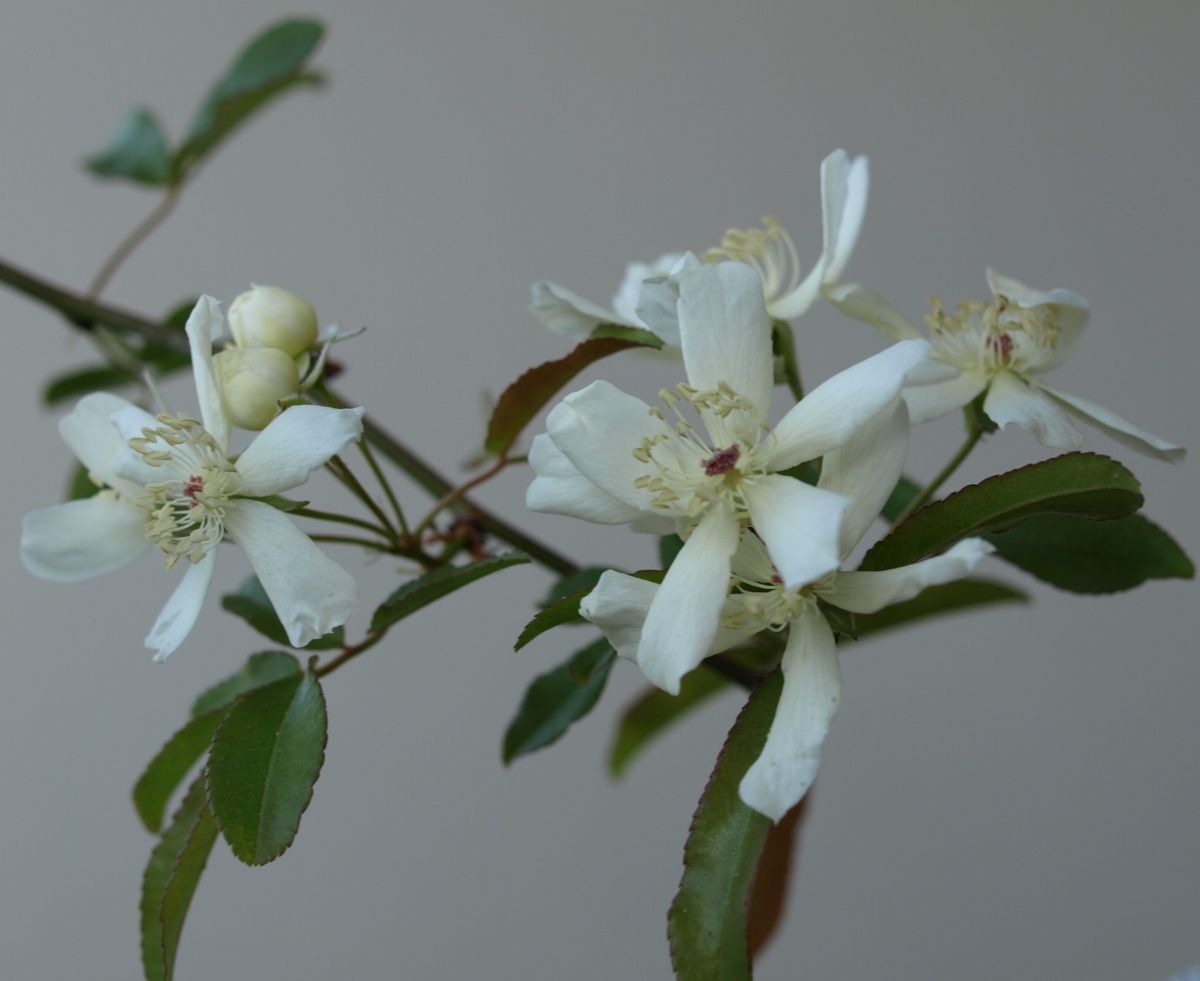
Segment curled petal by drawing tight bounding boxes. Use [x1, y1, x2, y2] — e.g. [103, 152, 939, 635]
[983, 371, 1082, 450]
[1039, 382, 1185, 463]
[58, 392, 149, 498]
[825, 282, 924, 342]
[530, 282, 624, 340]
[184, 296, 231, 453]
[225, 501, 358, 648]
[903, 369, 988, 425]
[743, 475, 848, 589]
[825, 539, 994, 614]
[145, 551, 218, 662]
[236, 405, 365, 496]
[739, 605, 841, 821]
[525, 433, 646, 525]
[612, 252, 687, 330]
[20, 497, 148, 583]
[638, 503, 740, 694]
[986, 268, 1088, 371]
[634, 253, 700, 347]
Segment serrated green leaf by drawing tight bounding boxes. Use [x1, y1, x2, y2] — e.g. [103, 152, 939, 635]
[668, 672, 781, 981]
[173, 19, 325, 178]
[608, 668, 729, 777]
[42, 365, 133, 405]
[220, 576, 343, 650]
[85, 107, 171, 186]
[190, 651, 301, 718]
[371, 552, 530, 633]
[140, 778, 218, 981]
[539, 566, 610, 607]
[747, 800, 806, 959]
[484, 334, 660, 456]
[133, 712, 224, 835]
[206, 670, 328, 865]
[986, 512, 1194, 593]
[861, 453, 1143, 572]
[66, 462, 98, 501]
[518, 569, 665, 651]
[503, 638, 616, 763]
[588, 322, 665, 347]
[853, 578, 1027, 638]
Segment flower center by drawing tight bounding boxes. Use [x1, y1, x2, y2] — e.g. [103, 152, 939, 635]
[925, 294, 1063, 375]
[632, 383, 769, 519]
[128, 414, 240, 568]
[720, 568, 835, 633]
[704, 216, 801, 304]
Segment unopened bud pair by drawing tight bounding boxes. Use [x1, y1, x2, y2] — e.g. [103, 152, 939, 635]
[214, 285, 318, 430]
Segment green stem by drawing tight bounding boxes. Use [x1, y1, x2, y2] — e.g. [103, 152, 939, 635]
[772, 320, 804, 402]
[894, 422, 983, 524]
[291, 506, 392, 539]
[327, 455, 398, 541]
[359, 436, 409, 537]
[309, 533, 397, 553]
[87, 185, 184, 299]
[314, 630, 388, 678]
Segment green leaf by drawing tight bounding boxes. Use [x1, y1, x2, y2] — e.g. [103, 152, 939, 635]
[484, 334, 660, 456]
[986, 512, 1194, 593]
[747, 799, 807, 960]
[42, 365, 133, 405]
[659, 534, 684, 568]
[85, 107, 171, 185]
[539, 566, 609, 607]
[853, 578, 1027, 638]
[861, 453, 1143, 572]
[221, 576, 343, 650]
[66, 462, 98, 501]
[140, 778, 219, 981]
[371, 552, 530, 633]
[588, 322, 665, 347]
[518, 568, 664, 651]
[881, 473, 922, 522]
[133, 712, 224, 835]
[608, 668, 729, 777]
[206, 670, 328, 865]
[173, 19, 325, 178]
[502, 638, 616, 763]
[190, 651, 301, 718]
[668, 672, 781, 981]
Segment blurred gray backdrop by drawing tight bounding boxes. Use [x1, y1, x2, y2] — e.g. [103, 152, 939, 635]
[1, 1, 1196, 978]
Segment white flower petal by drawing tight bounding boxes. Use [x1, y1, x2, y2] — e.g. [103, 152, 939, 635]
[525, 433, 647, 524]
[108, 404, 170, 488]
[579, 571, 659, 661]
[729, 531, 778, 584]
[530, 281, 625, 340]
[677, 261, 775, 420]
[20, 497, 148, 583]
[744, 475, 848, 589]
[236, 405, 365, 496]
[546, 380, 676, 515]
[825, 283, 924, 341]
[184, 296, 231, 453]
[826, 538, 994, 614]
[58, 392, 150, 498]
[612, 252, 687, 328]
[635, 253, 702, 348]
[739, 605, 841, 821]
[145, 551, 218, 662]
[224, 501, 358, 648]
[983, 371, 1082, 450]
[903, 369, 988, 425]
[1039, 383, 1185, 463]
[986, 268, 1089, 371]
[769, 339, 931, 470]
[637, 504, 740, 694]
[817, 404, 911, 556]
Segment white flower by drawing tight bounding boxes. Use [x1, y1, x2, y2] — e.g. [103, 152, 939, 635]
[527, 259, 931, 693]
[580, 405, 993, 820]
[20, 296, 364, 661]
[228, 284, 319, 357]
[830, 270, 1184, 461]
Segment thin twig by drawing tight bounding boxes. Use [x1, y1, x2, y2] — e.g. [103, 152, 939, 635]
[87, 185, 184, 299]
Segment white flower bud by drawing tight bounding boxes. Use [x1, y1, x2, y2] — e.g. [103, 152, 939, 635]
[212, 347, 301, 431]
[228, 285, 319, 357]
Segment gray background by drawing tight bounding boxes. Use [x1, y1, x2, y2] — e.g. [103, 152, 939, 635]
[1, 1, 1197, 978]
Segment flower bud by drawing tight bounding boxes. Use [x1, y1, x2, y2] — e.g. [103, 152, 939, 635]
[228, 285, 319, 357]
[212, 347, 301, 431]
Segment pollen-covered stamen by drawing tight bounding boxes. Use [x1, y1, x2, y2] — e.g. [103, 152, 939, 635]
[925, 294, 1063, 375]
[720, 568, 834, 634]
[633, 383, 769, 519]
[704, 216, 802, 302]
[130, 413, 240, 569]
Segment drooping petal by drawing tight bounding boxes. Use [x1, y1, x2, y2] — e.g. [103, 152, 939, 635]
[546, 380, 677, 515]
[144, 551, 218, 662]
[525, 433, 647, 524]
[635, 252, 702, 349]
[529, 281, 625, 340]
[825, 282, 924, 341]
[611, 252, 687, 329]
[903, 369, 989, 425]
[739, 604, 841, 821]
[58, 392, 151, 498]
[677, 260, 775, 420]
[184, 296, 231, 453]
[637, 503, 740, 694]
[825, 538, 994, 614]
[983, 371, 1082, 450]
[20, 497, 149, 583]
[235, 405, 365, 496]
[225, 501, 359, 648]
[1038, 383, 1185, 463]
[986, 268, 1089, 372]
[817, 403, 911, 557]
[769, 338, 931, 470]
[743, 475, 848, 589]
